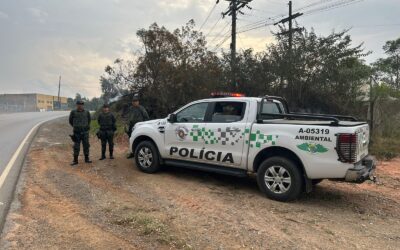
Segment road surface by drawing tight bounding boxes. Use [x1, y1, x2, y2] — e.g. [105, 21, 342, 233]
[0, 112, 68, 174]
[0, 111, 68, 230]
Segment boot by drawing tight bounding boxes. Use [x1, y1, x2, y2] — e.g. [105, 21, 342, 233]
[127, 153, 134, 159]
[70, 156, 78, 166]
[85, 155, 92, 163]
[99, 149, 106, 160]
[110, 150, 114, 160]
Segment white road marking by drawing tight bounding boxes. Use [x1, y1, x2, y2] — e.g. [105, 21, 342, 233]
[0, 114, 66, 190]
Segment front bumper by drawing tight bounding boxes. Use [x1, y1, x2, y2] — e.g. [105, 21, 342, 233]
[344, 155, 376, 183]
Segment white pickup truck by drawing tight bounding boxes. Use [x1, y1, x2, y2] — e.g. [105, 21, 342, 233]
[129, 93, 376, 201]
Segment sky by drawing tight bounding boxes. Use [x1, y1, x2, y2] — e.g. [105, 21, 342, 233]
[0, 0, 399, 98]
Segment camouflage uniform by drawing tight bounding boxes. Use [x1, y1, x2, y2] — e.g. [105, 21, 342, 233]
[127, 105, 149, 136]
[69, 109, 91, 163]
[98, 112, 116, 159]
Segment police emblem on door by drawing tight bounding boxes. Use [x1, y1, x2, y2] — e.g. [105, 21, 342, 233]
[176, 126, 189, 141]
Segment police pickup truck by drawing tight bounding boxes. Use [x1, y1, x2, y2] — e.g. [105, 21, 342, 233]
[129, 93, 376, 201]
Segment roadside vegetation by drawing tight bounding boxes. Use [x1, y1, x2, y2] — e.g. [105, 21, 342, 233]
[93, 21, 399, 160]
[90, 115, 126, 137]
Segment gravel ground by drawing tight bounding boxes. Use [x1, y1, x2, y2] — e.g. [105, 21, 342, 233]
[0, 117, 399, 249]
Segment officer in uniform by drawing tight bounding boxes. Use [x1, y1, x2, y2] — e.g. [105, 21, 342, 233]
[127, 96, 149, 158]
[69, 100, 92, 166]
[97, 104, 116, 160]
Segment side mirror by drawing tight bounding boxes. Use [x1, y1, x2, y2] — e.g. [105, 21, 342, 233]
[168, 113, 177, 123]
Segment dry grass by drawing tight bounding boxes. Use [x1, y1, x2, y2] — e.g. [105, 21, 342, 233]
[370, 136, 400, 160]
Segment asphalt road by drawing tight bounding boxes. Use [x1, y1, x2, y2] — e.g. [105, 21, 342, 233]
[0, 112, 68, 175]
[0, 111, 69, 232]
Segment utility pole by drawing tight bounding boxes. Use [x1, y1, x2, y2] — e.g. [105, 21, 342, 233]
[57, 75, 61, 110]
[274, 1, 303, 53]
[231, 0, 237, 90]
[274, 1, 303, 99]
[223, 0, 252, 90]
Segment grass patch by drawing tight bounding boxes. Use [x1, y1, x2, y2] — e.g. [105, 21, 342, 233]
[370, 136, 400, 160]
[114, 213, 166, 235]
[113, 212, 189, 248]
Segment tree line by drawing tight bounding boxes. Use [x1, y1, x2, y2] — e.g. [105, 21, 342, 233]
[67, 93, 104, 111]
[100, 20, 400, 147]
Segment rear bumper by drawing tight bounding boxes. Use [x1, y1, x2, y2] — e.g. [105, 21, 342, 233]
[344, 155, 376, 183]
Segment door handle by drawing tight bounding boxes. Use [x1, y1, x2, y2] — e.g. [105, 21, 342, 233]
[227, 127, 241, 132]
[158, 126, 165, 133]
[191, 128, 201, 132]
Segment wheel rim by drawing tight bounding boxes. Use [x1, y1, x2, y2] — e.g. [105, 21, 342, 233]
[264, 165, 291, 194]
[137, 147, 153, 168]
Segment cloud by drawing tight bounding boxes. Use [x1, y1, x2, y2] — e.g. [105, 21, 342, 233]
[158, 0, 192, 10]
[0, 0, 399, 99]
[41, 45, 112, 98]
[0, 10, 8, 19]
[27, 7, 48, 23]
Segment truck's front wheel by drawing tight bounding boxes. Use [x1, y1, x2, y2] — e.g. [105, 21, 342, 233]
[134, 141, 161, 173]
[257, 157, 304, 201]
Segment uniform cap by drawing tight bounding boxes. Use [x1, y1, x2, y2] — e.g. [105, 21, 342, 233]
[103, 104, 110, 108]
[132, 96, 139, 101]
[76, 100, 84, 105]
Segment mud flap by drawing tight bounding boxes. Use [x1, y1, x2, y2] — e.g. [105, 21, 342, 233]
[305, 176, 313, 193]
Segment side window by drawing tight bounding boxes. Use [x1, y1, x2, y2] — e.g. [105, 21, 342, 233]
[258, 102, 282, 119]
[176, 102, 208, 123]
[262, 102, 281, 114]
[211, 102, 245, 123]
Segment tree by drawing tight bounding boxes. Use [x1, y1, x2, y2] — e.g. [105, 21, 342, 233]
[101, 20, 224, 117]
[373, 38, 400, 89]
[68, 93, 103, 111]
[258, 28, 371, 115]
[100, 22, 371, 118]
[100, 76, 120, 103]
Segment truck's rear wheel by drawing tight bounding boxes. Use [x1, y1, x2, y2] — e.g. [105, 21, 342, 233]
[257, 156, 304, 201]
[134, 141, 161, 173]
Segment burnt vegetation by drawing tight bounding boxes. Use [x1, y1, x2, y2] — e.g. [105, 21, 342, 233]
[100, 20, 400, 159]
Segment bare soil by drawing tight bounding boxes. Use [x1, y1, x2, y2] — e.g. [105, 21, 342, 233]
[1, 117, 399, 249]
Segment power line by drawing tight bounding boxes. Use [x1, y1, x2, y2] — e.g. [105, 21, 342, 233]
[211, 23, 232, 50]
[295, 0, 337, 12]
[204, 15, 223, 38]
[303, 0, 364, 16]
[236, 0, 364, 34]
[199, 0, 220, 31]
[212, 34, 231, 51]
[237, 22, 274, 34]
[236, 0, 343, 32]
[208, 20, 230, 45]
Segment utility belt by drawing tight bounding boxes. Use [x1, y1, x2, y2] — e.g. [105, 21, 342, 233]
[73, 127, 89, 133]
[70, 131, 88, 142]
[96, 129, 115, 140]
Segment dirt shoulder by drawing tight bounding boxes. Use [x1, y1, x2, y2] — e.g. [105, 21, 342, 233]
[0, 117, 399, 249]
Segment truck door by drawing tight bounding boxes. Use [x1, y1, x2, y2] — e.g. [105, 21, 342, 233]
[164, 102, 209, 163]
[203, 101, 248, 169]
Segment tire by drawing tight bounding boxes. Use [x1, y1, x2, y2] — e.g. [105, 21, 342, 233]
[256, 156, 304, 202]
[134, 141, 161, 173]
[312, 179, 323, 186]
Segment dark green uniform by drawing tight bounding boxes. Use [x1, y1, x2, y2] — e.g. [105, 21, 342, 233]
[98, 112, 116, 158]
[69, 109, 91, 160]
[127, 105, 149, 135]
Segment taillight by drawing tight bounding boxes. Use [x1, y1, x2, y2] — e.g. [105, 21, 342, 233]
[336, 133, 358, 163]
